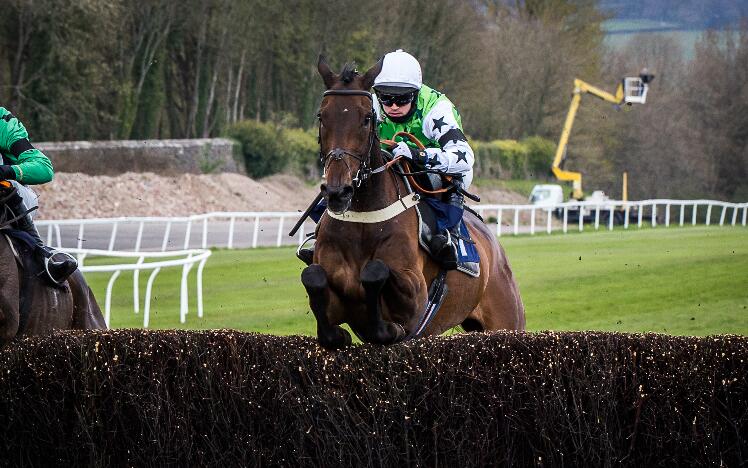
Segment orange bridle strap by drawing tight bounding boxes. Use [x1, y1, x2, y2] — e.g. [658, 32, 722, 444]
[382, 131, 452, 195]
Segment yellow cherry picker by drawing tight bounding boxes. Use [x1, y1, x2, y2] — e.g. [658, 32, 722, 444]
[530, 69, 654, 223]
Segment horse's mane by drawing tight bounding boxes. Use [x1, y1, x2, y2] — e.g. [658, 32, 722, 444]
[339, 63, 358, 84]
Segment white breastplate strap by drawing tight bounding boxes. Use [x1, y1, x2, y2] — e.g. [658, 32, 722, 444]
[327, 194, 420, 223]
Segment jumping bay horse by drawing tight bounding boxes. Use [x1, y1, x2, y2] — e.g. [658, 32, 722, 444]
[0, 185, 106, 346]
[300, 57, 525, 350]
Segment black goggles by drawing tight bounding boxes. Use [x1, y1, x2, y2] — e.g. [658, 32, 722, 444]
[377, 91, 416, 107]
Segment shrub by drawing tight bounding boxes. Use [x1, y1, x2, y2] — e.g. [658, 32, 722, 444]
[472, 137, 555, 180]
[226, 120, 287, 178]
[521, 135, 555, 179]
[471, 140, 505, 178]
[281, 127, 320, 180]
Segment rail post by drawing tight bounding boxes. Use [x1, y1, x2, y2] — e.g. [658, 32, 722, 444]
[228, 216, 236, 249]
[530, 207, 536, 235]
[496, 208, 503, 237]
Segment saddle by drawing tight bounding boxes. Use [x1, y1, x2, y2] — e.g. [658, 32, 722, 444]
[405, 168, 481, 277]
[414, 199, 480, 277]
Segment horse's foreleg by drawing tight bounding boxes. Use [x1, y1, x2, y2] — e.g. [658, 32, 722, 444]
[360, 259, 405, 345]
[301, 264, 351, 350]
[0, 273, 20, 346]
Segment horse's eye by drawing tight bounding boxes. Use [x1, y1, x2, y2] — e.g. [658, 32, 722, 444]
[363, 115, 371, 126]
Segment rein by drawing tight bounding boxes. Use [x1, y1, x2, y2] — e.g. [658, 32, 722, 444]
[382, 132, 453, 195]
[0, 184, 38, 230]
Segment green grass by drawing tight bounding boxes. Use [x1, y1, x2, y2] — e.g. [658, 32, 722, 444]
[603, 19, 683, 33]
[604, 28, 704, 60]
[84, 226, 748, 336]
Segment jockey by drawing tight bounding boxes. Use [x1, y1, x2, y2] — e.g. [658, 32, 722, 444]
[0, 107, 78, 284]
[373, 49, 474, 269]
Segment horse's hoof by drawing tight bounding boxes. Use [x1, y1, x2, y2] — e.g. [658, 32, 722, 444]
[361, 259, 390, 284]
[318, 326, 351, 350]
[301, 264, 327, 291]
[390, 322, 407, 342]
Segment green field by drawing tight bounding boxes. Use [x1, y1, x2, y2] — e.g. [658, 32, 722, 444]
[85, 226, 748, 336]
[603, 19, 704, 59]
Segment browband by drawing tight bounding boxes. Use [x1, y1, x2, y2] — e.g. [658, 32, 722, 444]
[323, 89, 373, 101]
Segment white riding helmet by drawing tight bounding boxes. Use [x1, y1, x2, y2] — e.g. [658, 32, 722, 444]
[373, 49, 422, 93]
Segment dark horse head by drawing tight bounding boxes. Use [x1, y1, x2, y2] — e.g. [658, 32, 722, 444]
[316, 56, 383, 214]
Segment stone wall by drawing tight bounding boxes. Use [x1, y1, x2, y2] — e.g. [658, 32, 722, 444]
[35, 138, 244, 176]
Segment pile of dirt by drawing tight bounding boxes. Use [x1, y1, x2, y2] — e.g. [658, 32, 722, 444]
[33, 172, 528, 220]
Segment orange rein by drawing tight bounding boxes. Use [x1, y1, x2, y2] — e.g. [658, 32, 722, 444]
[381, 131, 452, 195]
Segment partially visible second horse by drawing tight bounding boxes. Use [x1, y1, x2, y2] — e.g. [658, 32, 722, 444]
[300, 57, 525, 349]
[0, 184, 106, 346]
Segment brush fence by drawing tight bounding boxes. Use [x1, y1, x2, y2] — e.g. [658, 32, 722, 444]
[0, 330, 745, 466]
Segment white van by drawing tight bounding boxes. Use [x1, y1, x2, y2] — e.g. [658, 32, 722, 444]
[529, 184, 564, 207]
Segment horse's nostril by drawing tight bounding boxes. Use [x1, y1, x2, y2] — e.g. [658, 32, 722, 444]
[320, 183, 328, 194]
[341, 186, 354, 198]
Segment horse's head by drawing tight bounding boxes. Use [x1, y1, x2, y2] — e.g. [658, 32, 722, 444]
[317, 55, 383, 214]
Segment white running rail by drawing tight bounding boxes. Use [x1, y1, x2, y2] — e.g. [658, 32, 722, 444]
[37, 199, 747, 251]
[72, 248, 211, 328]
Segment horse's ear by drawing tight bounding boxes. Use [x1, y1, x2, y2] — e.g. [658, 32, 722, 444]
[361, 56, 384, 90]
[318, 55, 336, 89]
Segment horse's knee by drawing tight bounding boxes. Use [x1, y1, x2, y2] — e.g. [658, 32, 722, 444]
[361, 259, 389, 286]
[301, 264, 327, 292]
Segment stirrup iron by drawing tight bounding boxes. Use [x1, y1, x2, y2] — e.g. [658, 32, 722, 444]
[44, 249, 78, 284]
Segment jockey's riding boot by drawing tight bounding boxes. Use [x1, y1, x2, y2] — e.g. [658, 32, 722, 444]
[296, 229, 319, 266]
[430, 188, 464, 271]
[7, 192, 78, 284]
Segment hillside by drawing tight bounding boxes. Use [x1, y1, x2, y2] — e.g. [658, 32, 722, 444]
[600, 0, 746, 30]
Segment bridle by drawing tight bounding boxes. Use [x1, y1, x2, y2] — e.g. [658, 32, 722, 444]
[318, 89, 378, 188]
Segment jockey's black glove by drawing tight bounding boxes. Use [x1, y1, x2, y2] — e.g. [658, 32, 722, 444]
[0, 165, 16, 181]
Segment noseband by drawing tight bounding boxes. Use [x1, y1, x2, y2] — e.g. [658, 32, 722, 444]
[319, 89, 377, 188]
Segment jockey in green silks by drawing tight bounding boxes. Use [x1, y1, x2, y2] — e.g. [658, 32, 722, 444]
[0, 107, 78, 284]
[373, 49, 474, 269]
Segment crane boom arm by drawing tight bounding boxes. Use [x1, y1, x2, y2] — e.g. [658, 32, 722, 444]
[551, 78, 625, 200]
